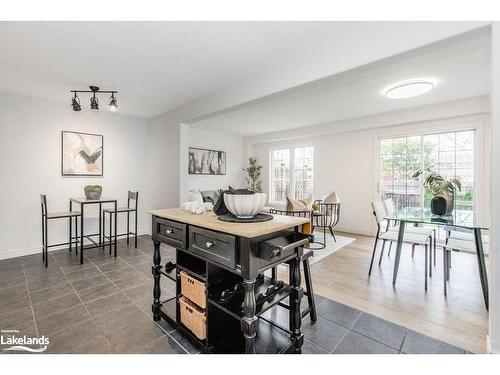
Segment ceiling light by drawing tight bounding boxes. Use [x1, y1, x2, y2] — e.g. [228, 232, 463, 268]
[385, 80, 434, 99]
[71, 93, 81, 112]
[108, 93, 118, 112]
[70, 86, 118, 112]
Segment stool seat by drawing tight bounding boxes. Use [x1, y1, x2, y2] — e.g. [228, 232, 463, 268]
[102, 207, 136, 213]
[47, 211, 81, 219]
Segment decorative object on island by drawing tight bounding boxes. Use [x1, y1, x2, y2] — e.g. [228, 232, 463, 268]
[411, 168, 461, 215]
[188, 147, 226, 175]
[223, 192, 267, 219]
[62, 131, 103, 176]
[70, 86, 118, 112]
[84, 184, 102, 200]
[243, 157, 263, 192]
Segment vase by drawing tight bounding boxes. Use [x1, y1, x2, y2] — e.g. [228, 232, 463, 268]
[84, 186, 102, 200]
[442, 193, 454, 214]
[430, 196, 447, 215]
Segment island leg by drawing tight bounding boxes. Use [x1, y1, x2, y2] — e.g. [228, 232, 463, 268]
[152, 240, 162, 321]
[289, 255, 304, 353]
[241, 278, 258, 354]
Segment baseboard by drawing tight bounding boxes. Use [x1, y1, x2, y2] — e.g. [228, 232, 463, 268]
[333, 226, 373, 237]
[0, 228, 151, 261]
[487, 335, 499, 354]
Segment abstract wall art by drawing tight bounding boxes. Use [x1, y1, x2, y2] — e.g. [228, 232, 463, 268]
[61, 131, 103, 176]
[188, 147, 226, 175]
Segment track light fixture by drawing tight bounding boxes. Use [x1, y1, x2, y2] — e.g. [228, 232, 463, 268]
[70, 86, 118, 112]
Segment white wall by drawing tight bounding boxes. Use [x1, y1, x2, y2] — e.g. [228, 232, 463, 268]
[186, 127, 245, 194]
[0, 91, 151, 259]
[247, 98, 490, 236]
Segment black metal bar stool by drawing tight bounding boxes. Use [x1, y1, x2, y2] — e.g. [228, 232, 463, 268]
[311, 200, 340, 247]
[269, 208, 317, 323]
[40, 194, 81, 267]
[102, 191, 138, 252]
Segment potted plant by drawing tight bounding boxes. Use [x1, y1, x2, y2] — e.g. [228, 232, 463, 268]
[411, 169, 461, 215]
[84, 184, 102, 200]
[242, 157, 263, 193]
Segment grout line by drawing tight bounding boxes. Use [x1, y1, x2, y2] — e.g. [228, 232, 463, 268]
[21, 265, 40, 343]
[329, 312, 363, 353]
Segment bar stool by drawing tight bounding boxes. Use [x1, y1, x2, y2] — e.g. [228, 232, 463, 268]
[40, 194, 81, 267]
[269, 208, 317, 323]
[102, 191, 138, 251]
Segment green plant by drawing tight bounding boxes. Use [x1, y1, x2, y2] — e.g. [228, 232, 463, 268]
[85, 184, 102, 189]
[411, 168, 461, 197]
[243, 157, 263, 193]
[312, 203, 319, 211]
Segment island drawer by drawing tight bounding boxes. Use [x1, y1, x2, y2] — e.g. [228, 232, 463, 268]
[188, 227, 236, 269]
[154, 217, 187, 249]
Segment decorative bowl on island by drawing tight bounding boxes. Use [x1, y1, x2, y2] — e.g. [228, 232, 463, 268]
[223, 193, 267, 219]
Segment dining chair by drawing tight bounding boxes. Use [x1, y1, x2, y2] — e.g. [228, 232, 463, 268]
[383, 198, 437, 264]
[40, 194, 81, 267]
[269, 208, 317, 323]
[102, 191, 139, 252]
[368, 201, 433, 290]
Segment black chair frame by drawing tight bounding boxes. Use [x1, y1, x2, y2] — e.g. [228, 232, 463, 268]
[102, 191, 138, 252]
[311, 200, 340, 247]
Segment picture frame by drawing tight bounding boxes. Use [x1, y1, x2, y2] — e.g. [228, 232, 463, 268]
[188, 147, 226, 175]
[61, 131, 103, 176]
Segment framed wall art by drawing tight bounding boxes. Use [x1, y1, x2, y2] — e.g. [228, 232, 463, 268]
[188, 147, 226, 175]
[61, 131, 103, 176]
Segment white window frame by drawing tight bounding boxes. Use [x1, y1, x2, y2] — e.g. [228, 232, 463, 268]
[373, 117, 486, 225]
[269, 145, 314, 204]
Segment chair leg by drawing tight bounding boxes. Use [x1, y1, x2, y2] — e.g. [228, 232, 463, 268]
[109, 212, 113, 255]
[378, 240, 386, 266]
[303, 259, 317, 323]
[323, 226, 327, 247]
[102, 212, 106, 249]
[433, 229, 437, 266]
[328, 226, 336, 242]
[134, 210, 138, 248]
[41, 217, 45, 262]
[424, 244, 428, 291]
[75, 216, 78, 255]
[447, 251, 451, 281]
[443, 247, 448, 296]
[44, 218, 48, 268]
[69, 216, 72, 253]
[368, 235, 379, 276]
[388, 241, 392, 257]
[429, 238, 432, 278]
[127, 212, 130, 245]
[412, 244, 416, 258]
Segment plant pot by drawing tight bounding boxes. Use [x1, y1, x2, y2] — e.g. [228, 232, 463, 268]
[442, 193, 454, 214]
[84, 186, 102, 200]
[430, 196, 447, 215]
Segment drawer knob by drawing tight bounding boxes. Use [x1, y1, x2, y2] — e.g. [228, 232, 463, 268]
[270, 249, 280, 258]
[166, 229, 174, 234]
[205, 241, 215, 248]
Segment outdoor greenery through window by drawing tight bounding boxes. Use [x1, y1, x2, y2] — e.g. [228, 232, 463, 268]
[271, 146, 313, 203]
[380, 130, 475, 211]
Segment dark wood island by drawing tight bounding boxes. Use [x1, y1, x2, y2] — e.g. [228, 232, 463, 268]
[148, 208, 311, 354]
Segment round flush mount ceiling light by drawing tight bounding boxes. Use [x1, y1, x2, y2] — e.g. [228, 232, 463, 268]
[385, 80, 435, 99]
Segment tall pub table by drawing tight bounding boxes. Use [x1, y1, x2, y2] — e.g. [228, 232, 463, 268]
[70, 197, 118, 264]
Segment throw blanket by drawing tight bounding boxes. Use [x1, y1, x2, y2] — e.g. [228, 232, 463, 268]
[213, 188, 254, 216]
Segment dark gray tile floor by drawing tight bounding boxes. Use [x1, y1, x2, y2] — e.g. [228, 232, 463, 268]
[0, 235, 468, 354]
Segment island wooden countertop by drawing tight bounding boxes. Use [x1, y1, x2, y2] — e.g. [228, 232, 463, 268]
[148, 208, 310, 238]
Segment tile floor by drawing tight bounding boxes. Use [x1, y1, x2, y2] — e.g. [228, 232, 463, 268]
[0, 235, 468, 354]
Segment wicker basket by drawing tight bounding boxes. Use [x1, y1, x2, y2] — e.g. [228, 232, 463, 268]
[179, 297, 207, 340]
[180, 270, 206, 309]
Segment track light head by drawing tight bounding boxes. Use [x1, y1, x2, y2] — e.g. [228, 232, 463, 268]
[71, 93, 81, 112]
[108, 93, 118, 112]
[90, 93, 99, 110]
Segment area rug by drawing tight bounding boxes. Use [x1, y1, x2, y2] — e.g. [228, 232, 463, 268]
[308, 233, 355, 265]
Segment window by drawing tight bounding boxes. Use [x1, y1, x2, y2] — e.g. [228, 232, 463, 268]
[271, 146, 313, 203]
[380, 130, 475, 211]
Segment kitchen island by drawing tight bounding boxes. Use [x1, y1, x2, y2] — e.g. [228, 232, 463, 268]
[148, 208, 311, 354]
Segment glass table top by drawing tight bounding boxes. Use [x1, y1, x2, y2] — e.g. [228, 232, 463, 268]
[385, 207, 489, 230]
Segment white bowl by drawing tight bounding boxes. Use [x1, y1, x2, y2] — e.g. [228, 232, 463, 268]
[223, 193, 267, 219]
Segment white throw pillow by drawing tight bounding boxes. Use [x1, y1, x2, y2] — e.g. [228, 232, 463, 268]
[188, 189, 204, 204]
[324, 191, 340, 204]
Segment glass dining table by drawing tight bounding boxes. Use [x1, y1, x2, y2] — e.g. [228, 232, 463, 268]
[385, 207, 489, 309]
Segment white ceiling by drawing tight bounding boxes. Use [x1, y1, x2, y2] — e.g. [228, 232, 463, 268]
[192, 31, 491, 137]
[0, 22, 487, 119]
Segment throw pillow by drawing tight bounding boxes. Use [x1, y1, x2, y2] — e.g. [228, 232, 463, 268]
[324, 191, 340, 204]
[286, 194, 313, 211]
[188, 189, 204, 204]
